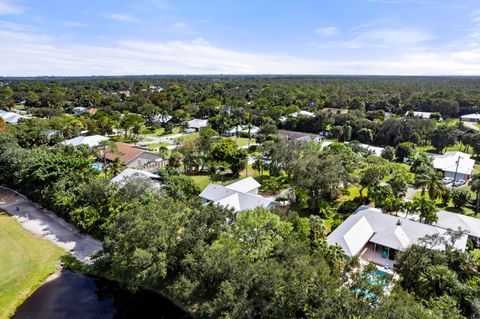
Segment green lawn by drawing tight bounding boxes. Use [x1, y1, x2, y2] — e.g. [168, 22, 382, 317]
[0, 211, 65, 318]
[188, 165, 261, 191]
[228, 137, 256, 147]
[144, 142, 169, 150]
[175, 132, 200, 143]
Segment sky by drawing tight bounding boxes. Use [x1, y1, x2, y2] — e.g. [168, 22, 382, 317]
[1, 0, 480, 76]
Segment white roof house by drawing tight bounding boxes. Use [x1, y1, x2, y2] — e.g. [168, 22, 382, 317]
[152, 114, 172, 124]
[461, 113, 480, 122]
[0, 110, 26, 124]
[199, 178, 276, 212]
[279, 110, 316, 123]
[110, 168, 161, 188]
[327, 207, 467, 258]
[431, 151, 475, 177]
[63, 135, 109, 148]
[434, 211, 480, 239]
[224, 125, 260, 136]
[224, 177, 261, 193]
[187, 119, 208, 130]
[405, 111, 442, 121]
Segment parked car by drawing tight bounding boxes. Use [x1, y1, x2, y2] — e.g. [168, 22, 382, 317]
[442, 177, 454, 185]
[453, 179, 466, 187]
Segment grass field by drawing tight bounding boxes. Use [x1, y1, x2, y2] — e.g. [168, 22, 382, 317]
[189, 165, 261, 191]
[0, 211, 64, 318]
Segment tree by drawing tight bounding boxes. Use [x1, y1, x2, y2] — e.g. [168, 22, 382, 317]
[395, 142, 415, 161]
[357, 128, 374, 144]
[381, 146, 395, 161]
[358, 165, 388, 203]
[430, 126, 460, 154]
[450, 188, 470, 209]
[342, 125, 352, 141]
[412, 197, 438, 224]
[211, 139, 247, 176]
[331, 125, 343, 140]
[470, 174, 480, 215]
[119, 112, 144, 139]
[416, 170, 445, 200]
[387, 174, 408, 197]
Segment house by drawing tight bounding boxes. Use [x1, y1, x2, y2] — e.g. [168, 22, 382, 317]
[279, 110, 316, 123]
[0, 110, 26, 124]
[63, 135, 109, 148]
[110, 168, 162, 188]
[355, 143, 384, 157]
[199, 177, 277, 212]
[186, 119, 208, 132]
[72, 107, 88, 115]
[223, 125, 260, 137]
[461, 113, 480, 123]
[434, 211, 480, 248]
[327, 206, 468, 266]
[152, 114, 172, 124]
[278, 130, 322, 143]
[104, 142, 164, 169]
[405, 111, 442, 121]
[430, 151, 475, 181]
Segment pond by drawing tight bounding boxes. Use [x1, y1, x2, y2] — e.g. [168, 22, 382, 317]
[14, 270, 190, 319]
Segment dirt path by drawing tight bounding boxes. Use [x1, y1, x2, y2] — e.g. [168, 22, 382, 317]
[0, 187, 102, 264]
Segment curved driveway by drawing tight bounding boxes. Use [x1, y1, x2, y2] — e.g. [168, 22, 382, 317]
[0, 187, 102, 264]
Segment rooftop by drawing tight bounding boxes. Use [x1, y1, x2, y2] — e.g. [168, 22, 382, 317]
[430, 151, 475, 175]
[327, 206, 467, 257]
[63, 135, 109, 147]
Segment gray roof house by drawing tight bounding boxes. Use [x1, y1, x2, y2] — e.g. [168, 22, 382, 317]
[327, 206, 468, 266]
[199, 177, 276, 212]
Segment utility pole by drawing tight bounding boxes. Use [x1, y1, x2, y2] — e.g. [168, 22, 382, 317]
[452, 156, 461, 188]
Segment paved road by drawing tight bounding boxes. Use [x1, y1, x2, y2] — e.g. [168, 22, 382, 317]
[462, 121, 480, 131]
[0, 187, 102, 264]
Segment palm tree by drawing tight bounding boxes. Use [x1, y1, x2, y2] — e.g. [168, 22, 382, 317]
[470, 174, 480, 215]
[412, 196, 438, 224]
[415, 170, 445, 200]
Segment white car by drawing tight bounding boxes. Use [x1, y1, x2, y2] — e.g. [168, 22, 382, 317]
[442, 177, 453, 185]
[453, 179, 466, 187]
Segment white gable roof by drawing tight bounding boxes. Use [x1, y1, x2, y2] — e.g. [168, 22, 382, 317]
[327, 207, 467, 257]
[187, 119, 208, 129]
[225, 177, 261, 193]
[405, 111, 441, 120]
[64, 135, 109, 147]
[435, 211, 480, 238]
[110, 168, 160, 185]
[199, 182, 275, 212]
[342, 217, 374, 256]
[461, 113, 480, 121]
[0, 110, 26, 124]
[291, 110, 315, 118]
[431, 151, 474, 176]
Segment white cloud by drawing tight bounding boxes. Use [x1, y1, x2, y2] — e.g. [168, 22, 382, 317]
[1, 28, 480, 76]
[346, 28, 433, 48]
[105, 13, 137, 23]
[0, 0, 24, 15]
[314, 27, 339, 37]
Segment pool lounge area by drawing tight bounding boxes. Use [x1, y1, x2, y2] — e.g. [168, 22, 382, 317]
[359, 243, 397, 268]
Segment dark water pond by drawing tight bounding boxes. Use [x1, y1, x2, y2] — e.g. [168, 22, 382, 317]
[14, 270, 190, 319]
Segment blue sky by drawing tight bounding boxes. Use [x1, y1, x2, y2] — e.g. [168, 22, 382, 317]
[1, 0, 480, 75]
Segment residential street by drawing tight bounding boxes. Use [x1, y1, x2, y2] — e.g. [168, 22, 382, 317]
[0, 187, 102, 264]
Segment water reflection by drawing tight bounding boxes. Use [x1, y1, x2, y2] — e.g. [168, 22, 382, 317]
[14, 270, 190, 319]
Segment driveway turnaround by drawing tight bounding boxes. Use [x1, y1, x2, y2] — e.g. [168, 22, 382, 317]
[0, 187, 102, 264]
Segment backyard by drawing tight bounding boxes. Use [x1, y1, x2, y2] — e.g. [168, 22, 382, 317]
[0, 211, 64, 318]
